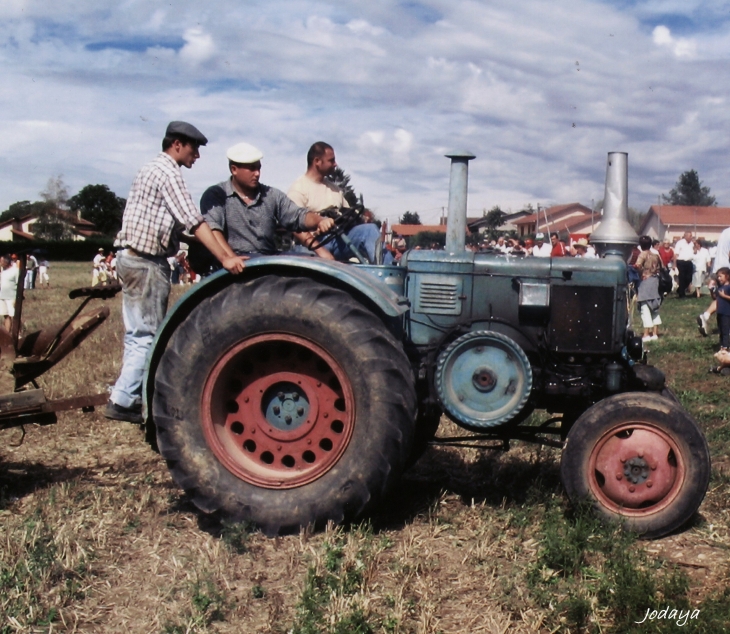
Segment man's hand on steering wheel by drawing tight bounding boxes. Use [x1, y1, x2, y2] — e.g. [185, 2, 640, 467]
[308, 205, 364, 249]
[317, 216, 336, 234]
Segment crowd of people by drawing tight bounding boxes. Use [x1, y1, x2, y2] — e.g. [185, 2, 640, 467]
[92, 248, 199, 286]
[469, 232, 598, 258]
[92, 248, 117, 286]
[622, 228, 730, 375]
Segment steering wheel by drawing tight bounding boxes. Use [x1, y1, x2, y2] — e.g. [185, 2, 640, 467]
[306, 205, 363, 250]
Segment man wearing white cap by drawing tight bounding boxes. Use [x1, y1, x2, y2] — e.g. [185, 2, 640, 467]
[200, 142, 335, 257]
[532, 233, 552, 257]
[105, 121, 246, 424]
[287, 141, 381, 263]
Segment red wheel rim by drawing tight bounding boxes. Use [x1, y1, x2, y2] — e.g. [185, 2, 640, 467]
[587, 422, 686, 516]
[200, 334, 355, 489]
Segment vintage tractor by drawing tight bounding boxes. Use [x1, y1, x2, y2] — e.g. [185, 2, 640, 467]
[144, 151, 710, 539]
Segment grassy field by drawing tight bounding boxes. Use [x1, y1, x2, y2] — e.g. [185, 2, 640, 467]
[1, 262, 729, 633]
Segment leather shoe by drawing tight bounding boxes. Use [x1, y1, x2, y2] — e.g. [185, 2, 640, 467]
[103, 400, 143, 424]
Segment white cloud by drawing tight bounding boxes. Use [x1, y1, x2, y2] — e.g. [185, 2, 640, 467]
[346, 19, 386, 37]
[179, 28, 215, 64]
[652, 25, 697, 58]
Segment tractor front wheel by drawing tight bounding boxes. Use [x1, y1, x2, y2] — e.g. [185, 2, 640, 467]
[560, 392, 710, 539]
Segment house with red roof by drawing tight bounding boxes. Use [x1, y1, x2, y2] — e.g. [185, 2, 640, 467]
[511, 203, 599, 239]
[0, 211, 102, 242]
[639, 206, 730, 243]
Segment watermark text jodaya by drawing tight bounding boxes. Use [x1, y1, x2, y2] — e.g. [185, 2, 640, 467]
[636, 607, 700, 626]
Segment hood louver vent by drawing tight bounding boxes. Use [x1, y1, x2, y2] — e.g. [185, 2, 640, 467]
[414, 275, 462, 315]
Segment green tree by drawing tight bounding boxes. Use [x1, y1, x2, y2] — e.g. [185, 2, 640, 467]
[40, 175, 70, 208]
[0, 200, 33, 224]
[68, 184, 126, 237]
[399, 211, 422, 225]
[32, 176, 75, 240]
[327, 167, 360, 207]
[662, 169, 717, 206]
[31, 203, 75, 241]
[484, 205, 505, 231]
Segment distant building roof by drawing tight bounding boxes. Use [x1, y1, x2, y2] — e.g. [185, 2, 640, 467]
[512, 203, 592, 226]
[645, 205, 730, 227]
[391, 224, 447, 237]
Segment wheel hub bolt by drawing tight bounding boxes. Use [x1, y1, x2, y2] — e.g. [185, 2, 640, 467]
[285, 415, 292, 424]
[278, 392, 285, 401]
[616, 474, 622, 480]
[273, 406, 280, 415]
[629, 485, 636, 492]
[297, 407, 304, 416]
[646, 481, 653, 488]
[293, 393, 300, 401]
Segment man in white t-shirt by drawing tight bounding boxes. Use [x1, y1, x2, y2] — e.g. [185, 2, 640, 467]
[532, 233, 552, 257]
[0, 255, 19, 331]
[92, 248, 105, 286]
[287, 142, 381, 263]
[673, 231, 695, 298]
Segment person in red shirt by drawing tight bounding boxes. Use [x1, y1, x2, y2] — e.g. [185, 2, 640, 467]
[657, 238, 674, 268]
[550, 232, 567, 257]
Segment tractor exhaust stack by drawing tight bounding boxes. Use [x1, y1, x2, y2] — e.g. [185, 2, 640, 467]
[445, 150, 476, 253]
[590, 152, 638, 259]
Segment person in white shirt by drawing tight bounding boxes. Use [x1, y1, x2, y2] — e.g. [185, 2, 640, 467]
[0, 255, 19, 331]
[673, 231, 695, 298]
[691, 239, 711, 298]
[92, 248, 105, 286]
[532, 232, 552, 257]
[495, 236, 510, 253]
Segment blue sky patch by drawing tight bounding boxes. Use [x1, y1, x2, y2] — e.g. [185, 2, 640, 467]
[202, 78, 278, 94]
[399, 1, 443, 24]
[86, 37, 185, 53]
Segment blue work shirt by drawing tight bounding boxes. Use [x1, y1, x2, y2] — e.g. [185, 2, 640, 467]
[201, 179, 310, 255]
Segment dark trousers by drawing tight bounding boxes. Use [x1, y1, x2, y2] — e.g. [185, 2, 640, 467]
[676, 260, 693, 297]
[718, 314, 730, 349]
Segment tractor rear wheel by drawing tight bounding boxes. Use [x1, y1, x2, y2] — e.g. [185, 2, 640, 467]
[560, 392, 710, 539]
[152, 275, 416, 535]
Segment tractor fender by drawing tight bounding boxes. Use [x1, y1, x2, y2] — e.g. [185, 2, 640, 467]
[143, 255, 409, 420]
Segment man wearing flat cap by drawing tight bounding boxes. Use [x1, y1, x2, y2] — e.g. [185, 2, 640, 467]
[200, 142, 335, 258]
[105, 121, 246, 424]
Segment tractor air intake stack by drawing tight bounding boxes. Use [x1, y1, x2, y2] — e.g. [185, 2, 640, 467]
[445, 150, 476, 253]
[590, 152, 638, 259]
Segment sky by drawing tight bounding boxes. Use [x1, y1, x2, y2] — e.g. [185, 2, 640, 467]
[2, 0, 730, 224]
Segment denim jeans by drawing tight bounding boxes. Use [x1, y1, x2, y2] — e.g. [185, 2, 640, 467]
[110, 250, 171, 409]
[327, 224, 380, 263]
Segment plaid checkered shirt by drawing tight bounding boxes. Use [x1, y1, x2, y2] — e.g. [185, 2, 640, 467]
[115, 152, 205, 257]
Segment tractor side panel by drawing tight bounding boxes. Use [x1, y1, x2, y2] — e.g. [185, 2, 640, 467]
[404, 250, 629, 356]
